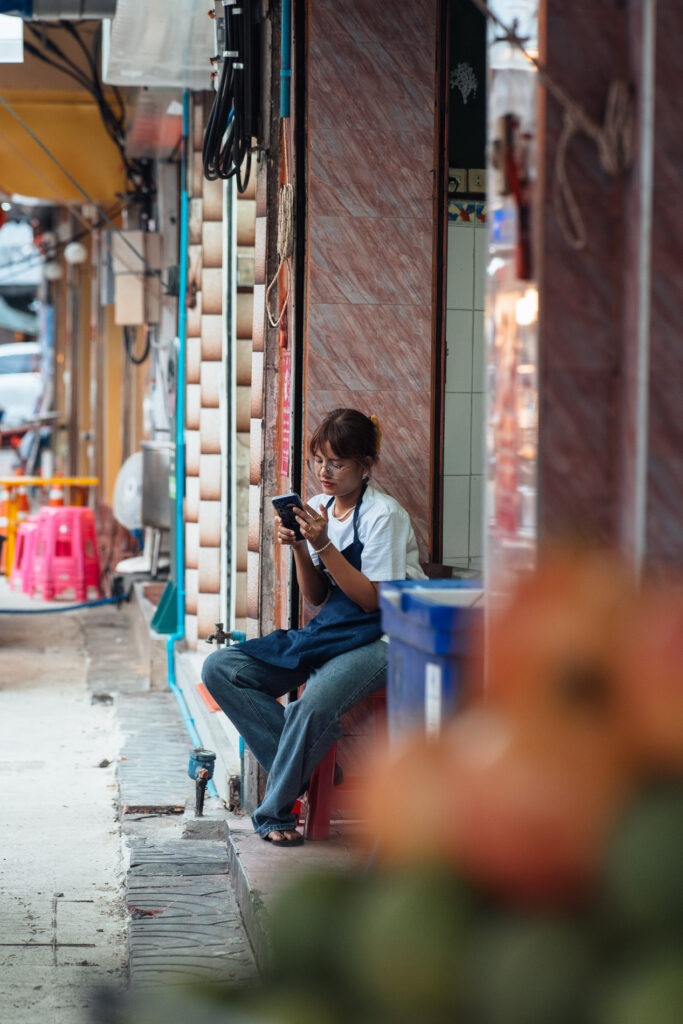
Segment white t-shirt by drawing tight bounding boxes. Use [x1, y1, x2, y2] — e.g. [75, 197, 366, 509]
[306, 484, 426, 582]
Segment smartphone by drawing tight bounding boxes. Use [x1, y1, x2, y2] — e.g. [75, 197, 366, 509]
[272, 492, 305, 540]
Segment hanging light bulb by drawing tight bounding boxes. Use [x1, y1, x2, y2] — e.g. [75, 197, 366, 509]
[63, 241, 88, 265]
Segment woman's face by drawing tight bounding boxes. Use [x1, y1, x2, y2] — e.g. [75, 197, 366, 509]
[310, 443, 369, 500]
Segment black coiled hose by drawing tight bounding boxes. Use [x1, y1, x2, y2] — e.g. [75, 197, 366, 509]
[203, 0, 259, 191]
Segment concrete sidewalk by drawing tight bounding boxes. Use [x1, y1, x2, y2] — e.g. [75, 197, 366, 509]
[0, 584, 131, 1023]
[0, 577, 360, 1021]
[139, 588, 364, 973]
[0, 580, 256, 1022]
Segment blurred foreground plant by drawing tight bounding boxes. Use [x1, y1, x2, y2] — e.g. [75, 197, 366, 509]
[115, 548, 683, 1024]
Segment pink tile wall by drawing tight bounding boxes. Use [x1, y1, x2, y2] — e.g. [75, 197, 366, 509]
[304, 0, 438, 559]
[643, 3, 683, 571]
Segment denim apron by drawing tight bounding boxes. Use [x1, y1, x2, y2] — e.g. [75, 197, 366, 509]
[237, 484, 382, 670]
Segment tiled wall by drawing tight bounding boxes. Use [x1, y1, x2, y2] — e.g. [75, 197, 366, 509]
[442, 201, 487, 573]
[304, 0, 437, 560]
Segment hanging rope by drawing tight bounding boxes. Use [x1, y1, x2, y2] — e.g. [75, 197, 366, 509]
[265, 126, 295, 328]
[553, 80, 633, 250]
[470, 0, 635, 251]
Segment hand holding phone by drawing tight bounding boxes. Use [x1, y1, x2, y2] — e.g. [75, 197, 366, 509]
[272, 492, 305, 541]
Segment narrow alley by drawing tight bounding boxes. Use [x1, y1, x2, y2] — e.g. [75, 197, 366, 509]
[0, 582, 258, 1024]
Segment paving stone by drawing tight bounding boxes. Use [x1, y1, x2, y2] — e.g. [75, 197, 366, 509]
[116, 693, 193, 810]
[126, 863, 256, 987]
[128, 840, 229, 876]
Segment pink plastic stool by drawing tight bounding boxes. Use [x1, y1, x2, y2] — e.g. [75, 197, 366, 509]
[31, 506, 102, 601]
[9, 517, 39, 593]
[304, 688, 387, 841]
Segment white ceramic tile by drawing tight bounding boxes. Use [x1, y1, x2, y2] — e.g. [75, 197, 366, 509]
[470, 392, 485, 474]
[469, 475, 483, 558]
[186, 383, 201, 430]
[442, 556, 471, 572]
[468, 555, 484, 575]
[473, 229, 487, 310]
[198, 592, 222, 639]
[184, 612, 198, 650]
[472, 309, 485, 392]
[199, 454, 222, 500]
[446, 222, 474, 310]
[185, 568, 198, 614]
[443, 393, 472, 475]
[445, 309, 473, 392]
[185, 521, 199, 570]
[185, 429, 201, 476]
[184, 474, 200, 522]
[198, 547, 221, 593]
[442, 475, 470, 561]
[198, 499, 222, 547]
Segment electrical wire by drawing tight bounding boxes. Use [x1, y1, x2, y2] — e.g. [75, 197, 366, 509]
[23, 21, 146, 195]
[0, 94, 168, 293]
[0, 94, 145, 259]
[123, 323, 152, 366]
[202, 0, 259, 191]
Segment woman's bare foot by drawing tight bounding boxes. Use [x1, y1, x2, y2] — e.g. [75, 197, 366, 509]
[263, 829, 304, 846]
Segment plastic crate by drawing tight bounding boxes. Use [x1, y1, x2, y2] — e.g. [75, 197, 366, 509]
[379, 580, 484, 739]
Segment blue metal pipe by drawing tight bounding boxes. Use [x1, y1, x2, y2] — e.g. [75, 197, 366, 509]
[0, 596, 120, 614]
[165, 90, 217, 798]
[280, 0, 291, 118]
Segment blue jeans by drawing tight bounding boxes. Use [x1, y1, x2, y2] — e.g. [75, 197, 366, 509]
[201, 640, 387, 837]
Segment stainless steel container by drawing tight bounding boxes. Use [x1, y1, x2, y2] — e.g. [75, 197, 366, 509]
[141, 439, 173, 530]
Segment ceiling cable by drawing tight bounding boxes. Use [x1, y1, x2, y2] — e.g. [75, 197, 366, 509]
[0, 93, 164, 284]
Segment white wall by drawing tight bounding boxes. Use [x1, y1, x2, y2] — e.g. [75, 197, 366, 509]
[442, 204, 487, 574]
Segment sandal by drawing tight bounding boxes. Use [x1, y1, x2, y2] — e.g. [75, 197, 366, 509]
[262, 829, 304, 847]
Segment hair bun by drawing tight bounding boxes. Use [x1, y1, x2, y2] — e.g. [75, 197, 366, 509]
[369, 414, 382, 456]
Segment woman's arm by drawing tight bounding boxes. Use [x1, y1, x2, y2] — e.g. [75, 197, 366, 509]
[314, 544, 379, 612]
[292, 504, 379, 612]
[291, 540, 330, 606]
[274, 514, 330, 606]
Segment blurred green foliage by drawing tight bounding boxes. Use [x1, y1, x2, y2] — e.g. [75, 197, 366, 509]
[112, 782, 682, 1024]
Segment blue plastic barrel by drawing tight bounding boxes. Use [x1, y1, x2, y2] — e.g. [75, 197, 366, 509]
[379, 579, 484, 739]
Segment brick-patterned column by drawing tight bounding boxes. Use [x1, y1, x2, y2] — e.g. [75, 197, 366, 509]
[184, 96, 205, 649]
[185, 96, 224, 647]
[234, 181, 256, 633]
[185, 94, 257, 648]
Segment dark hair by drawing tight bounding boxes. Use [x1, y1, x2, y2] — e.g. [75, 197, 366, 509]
[309, 408, 380, 463]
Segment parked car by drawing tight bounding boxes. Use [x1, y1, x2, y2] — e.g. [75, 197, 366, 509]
[0, 341, 43, 437]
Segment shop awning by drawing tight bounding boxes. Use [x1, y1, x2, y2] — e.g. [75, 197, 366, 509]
[0, 88, 126, 203]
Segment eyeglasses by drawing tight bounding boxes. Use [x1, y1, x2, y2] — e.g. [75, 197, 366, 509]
[306, 457, 352, 476]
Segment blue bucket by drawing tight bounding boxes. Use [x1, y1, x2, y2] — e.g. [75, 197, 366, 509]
[379, 580, 483, 739]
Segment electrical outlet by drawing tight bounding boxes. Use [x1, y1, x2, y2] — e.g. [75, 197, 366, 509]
[448, 168, 467, 194]
[468, 168, 487, 194]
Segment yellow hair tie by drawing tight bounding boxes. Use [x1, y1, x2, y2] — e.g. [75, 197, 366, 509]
[369, 414, 382, 456]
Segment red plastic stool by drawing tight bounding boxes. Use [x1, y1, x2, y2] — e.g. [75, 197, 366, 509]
[31, 506, 102, 601]
[9, 517, 39, 593]
[304, 687, 387, 841]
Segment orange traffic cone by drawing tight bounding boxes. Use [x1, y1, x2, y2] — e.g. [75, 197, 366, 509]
[16, 483, 30, 522]
[48, 479, 65, 507]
